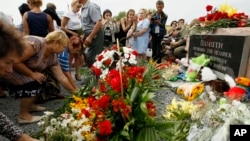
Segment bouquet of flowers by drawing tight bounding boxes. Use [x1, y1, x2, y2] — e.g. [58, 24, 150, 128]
[162, 97, 202, 141]
[196, 3, 250, 32]
[37, 45, 170, 141]
[187, 98, 250, 141]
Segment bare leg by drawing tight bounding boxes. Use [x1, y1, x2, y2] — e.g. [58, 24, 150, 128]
[74, 53, 82, 81]
[19, 97, 35, 120]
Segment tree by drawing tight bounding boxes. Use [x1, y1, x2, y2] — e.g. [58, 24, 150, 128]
[114, 11, 126, 21]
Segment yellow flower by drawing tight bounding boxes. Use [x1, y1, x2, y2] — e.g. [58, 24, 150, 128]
[70, 96, 89, 109]
[219, 3, 237, 16]
[164, 97, 201, 120]
[180, 101, 200, 114]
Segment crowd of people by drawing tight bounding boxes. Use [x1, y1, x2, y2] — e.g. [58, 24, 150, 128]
[0, 0, 190, 140]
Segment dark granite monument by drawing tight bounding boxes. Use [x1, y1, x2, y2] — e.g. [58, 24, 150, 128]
[188, 32, 250, 79]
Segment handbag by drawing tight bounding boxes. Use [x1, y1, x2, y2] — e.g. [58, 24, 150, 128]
[146, 48, 153, 57]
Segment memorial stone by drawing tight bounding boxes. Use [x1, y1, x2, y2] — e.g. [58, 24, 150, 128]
[188, 27, 250, 79]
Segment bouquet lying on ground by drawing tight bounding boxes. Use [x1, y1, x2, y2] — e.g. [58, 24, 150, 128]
[37, 45, 172, 141]
[196, 3, 250, 32]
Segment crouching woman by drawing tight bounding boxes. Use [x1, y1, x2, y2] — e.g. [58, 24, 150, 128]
[3, 30, 78, 124]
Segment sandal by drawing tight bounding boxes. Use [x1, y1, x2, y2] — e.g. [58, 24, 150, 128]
[75, 74, 82, 81]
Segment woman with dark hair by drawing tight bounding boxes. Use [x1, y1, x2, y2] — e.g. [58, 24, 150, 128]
[102, 9, 119, 48]
[0, 20, 39, 141]
[43, 3, 61, 28]
[18, 3, 30, 32]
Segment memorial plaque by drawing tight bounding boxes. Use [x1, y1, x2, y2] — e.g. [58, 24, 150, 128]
[188, 34, 250, 79]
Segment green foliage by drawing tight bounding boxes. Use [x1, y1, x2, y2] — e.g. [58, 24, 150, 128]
[114, 11, 126, 21]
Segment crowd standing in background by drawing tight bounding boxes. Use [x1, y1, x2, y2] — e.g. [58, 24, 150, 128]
[0, 0, 192, 140]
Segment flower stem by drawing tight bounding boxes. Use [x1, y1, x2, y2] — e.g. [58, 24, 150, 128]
[117, 38, 124, 99]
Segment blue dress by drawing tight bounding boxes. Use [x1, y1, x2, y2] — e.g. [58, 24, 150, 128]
[133, 19, 150, 54]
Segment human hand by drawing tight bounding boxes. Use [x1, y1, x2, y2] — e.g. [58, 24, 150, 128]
[72, 32, 79, 37]
[84, 36, 93, 46]
[31, 71, 46, 84]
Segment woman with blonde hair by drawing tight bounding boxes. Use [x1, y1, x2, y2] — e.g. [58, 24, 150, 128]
[133, 8, 151, 59]
[3, 30, 77, 124]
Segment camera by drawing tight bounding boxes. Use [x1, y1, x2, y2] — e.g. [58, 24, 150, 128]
[151, 15, 158, 21]
[161, 35, 172, 47]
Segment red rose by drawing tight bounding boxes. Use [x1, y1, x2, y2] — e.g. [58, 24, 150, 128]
[98, 95, 110, 110]
[206, 14, 214, 21]
[91, 65, 102, 76]
[87, 96, 96, 107]
[97, 54, 104, 61]
[99, 120, 112, 136]
[110, 76, 122, 92]
[132, 50, 139, 56]
[198, 17, 206, 22]
[81, 109, 91, 118]
[103, 58, 112, 67]
[206, 5, 213, 12]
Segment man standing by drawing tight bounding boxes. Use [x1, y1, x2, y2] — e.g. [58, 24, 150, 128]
[150, 0, 168, 63]
[77, 0, 104, 67]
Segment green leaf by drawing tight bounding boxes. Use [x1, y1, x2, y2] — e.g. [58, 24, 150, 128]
[141, 90, 155, 102]
[130, 86, 139, 102]
[140, 102, 148, 114]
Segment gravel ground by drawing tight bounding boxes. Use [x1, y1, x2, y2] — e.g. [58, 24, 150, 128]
[0, 71, 179, 141]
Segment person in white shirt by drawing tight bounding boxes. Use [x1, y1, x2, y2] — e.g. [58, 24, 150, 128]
[60, 0, 83, 81]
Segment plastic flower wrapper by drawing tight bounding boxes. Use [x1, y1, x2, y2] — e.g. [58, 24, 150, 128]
[187, 98, 250, 141]
[162, 97, 202, 141]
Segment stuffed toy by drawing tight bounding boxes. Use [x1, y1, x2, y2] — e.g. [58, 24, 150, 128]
[235, 77, 250, 87]
[203, 80, 230, 94]
[224, 87, 246, 101]
[200, 67, 217, 81]
[185, 54, 210, 82]
[176, 83, 204, 101]
[235, 77, 250, 99]
[175, 58, 189, 73]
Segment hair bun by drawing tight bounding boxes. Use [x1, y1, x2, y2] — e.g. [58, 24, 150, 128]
[70, 36, 82, 48]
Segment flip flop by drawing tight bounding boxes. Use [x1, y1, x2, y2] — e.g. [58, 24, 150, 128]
[18, 116, 43, 124]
